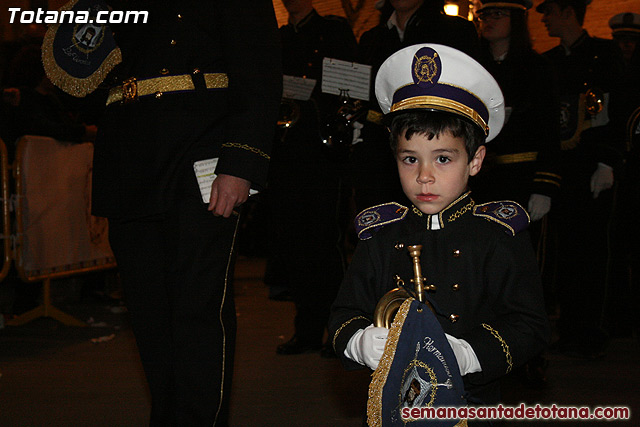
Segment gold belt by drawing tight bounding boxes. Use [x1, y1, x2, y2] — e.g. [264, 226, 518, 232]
[494, 151, 538, 164]
[106, 72, 228, 106]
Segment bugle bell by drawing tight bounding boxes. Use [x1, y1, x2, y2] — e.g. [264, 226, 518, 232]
[585, 88, 604, 116]
[277, 98, 300, 129]
[320, 88, 366, 152]
[373, 245, 435, 328]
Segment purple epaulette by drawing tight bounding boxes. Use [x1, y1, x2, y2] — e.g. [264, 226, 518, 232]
[355, 202, 409, 240]
[472, 201, 530, 236]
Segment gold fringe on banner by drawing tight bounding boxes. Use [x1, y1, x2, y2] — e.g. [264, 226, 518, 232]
[367, 298, 414, 427]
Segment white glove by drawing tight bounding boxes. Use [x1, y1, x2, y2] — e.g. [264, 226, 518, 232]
[344, 324, 389, 370]
[590, 162, 614, 199]
[527, 194, 551, 222]
[445, 333, 482, 376]
[352, 120, 363, 145]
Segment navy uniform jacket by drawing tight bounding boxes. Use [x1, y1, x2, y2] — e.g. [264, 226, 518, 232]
[329, 192, 550, 403]
[92, 1, 282, 218]
[473, 50, 561, 205]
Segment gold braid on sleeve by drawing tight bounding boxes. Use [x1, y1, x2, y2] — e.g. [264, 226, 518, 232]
[332, 316, 369, 351]
[481, 323, 512, 373]
[221, 142, 270, 160]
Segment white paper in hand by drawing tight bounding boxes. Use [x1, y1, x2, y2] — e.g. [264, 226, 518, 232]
[193, 158, 257, 203]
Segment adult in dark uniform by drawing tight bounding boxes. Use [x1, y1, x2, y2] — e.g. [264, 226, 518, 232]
[536, 0, 625, 358]
[471, 0, 561, 389]
[352, 0, 480, 212]
[609, 12, 640, 67]
[92, 2, 281, 425]
[270, 0, 357, 356]
[472, 0, 561, 215]
[606, 12, 640, 339]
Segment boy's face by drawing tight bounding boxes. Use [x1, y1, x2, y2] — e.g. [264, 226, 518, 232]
[395, 131, 485, 215]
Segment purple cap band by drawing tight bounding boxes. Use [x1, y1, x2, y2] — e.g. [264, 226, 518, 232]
[391, 83, 489, 125]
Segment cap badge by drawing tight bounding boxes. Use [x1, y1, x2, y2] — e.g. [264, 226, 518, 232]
[412, 47, 442, 88]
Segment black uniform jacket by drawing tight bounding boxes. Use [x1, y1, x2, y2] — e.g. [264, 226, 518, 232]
[92, 1, 282, 218]
[329, 193, 550, 402]
[543, 31, 625, 185]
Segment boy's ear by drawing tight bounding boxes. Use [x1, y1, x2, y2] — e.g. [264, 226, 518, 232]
[469, 145, 486, 177]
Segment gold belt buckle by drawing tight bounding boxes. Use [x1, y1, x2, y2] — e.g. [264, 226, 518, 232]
[122, 77, 138, 104]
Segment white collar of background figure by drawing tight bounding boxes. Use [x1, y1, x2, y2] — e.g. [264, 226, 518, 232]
[386, 11, 406, 42]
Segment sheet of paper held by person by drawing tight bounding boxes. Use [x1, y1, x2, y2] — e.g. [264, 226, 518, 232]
[282, 75, 317, 101]
[321, 57, 371, 101]
[193, 158, 258, 204]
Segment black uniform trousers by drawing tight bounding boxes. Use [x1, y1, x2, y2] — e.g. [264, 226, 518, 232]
[108, 191, 239, 427]
[553, 153, 613, 349]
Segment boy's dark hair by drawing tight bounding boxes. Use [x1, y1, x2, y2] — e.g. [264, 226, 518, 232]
[388, 110, 486, 162]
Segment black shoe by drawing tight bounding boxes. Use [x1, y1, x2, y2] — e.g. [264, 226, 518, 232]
[551, 338, 606, 360]
[320, 342, 337, 359]
[276, 336, 322, 355]
[521, 355, 548, 389]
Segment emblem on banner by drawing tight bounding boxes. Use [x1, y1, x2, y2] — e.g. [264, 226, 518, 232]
[397, 342, 456, 413]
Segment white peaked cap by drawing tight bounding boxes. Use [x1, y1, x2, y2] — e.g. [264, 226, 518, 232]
[375, 44, 505, 142]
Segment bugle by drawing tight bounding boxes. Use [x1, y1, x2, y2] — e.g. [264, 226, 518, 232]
[373, 245, 435, 328]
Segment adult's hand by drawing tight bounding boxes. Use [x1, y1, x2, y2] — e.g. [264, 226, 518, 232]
[527, 194, 551, 222]
[207, 174, 251, 217]
[590, 163, 614, 199]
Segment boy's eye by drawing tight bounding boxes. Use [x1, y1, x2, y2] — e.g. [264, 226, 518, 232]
[402, 156, 418, 164]
[436, 155, 451, 164]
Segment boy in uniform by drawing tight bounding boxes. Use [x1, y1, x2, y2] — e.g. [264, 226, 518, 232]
[329, 44, 550, 416]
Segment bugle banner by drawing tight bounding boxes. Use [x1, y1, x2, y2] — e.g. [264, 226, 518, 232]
[368, 298, 468, 426]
